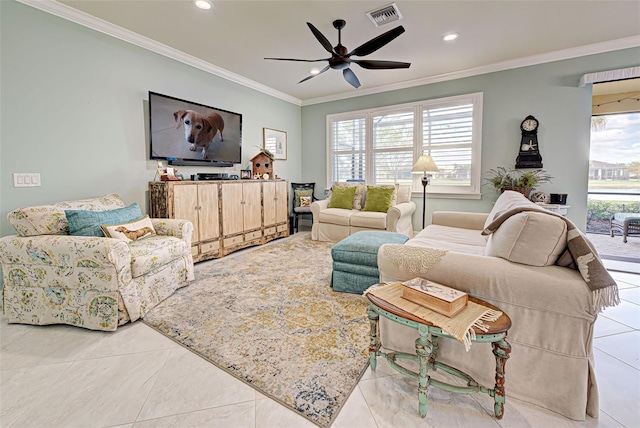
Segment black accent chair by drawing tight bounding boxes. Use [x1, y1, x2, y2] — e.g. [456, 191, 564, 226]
[291, 183, 317, 233]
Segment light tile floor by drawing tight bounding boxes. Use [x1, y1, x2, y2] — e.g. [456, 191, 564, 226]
[1, 268, 638, 427]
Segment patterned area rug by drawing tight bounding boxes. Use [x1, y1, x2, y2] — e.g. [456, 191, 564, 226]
[143, 233, 370, 427]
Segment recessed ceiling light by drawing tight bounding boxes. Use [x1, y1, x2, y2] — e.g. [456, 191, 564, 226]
[310, 68, 320, 75]
[442, 32, 459, 42]
[194, 0, 212, 10]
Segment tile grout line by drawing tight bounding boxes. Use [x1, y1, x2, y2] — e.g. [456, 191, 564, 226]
[593, 343, 640, 373]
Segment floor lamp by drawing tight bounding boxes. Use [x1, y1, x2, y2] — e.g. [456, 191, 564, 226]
[412, 155, 440, 229]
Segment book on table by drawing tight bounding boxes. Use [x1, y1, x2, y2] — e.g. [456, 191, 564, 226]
[401, 278, 468, 317]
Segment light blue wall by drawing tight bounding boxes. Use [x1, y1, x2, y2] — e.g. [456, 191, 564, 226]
[301, 48, 640, 231]
[0, 1, 301, 236]
[2, 0, 638, 236]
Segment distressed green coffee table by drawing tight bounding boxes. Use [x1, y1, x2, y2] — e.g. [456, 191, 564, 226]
[366, 289, 512, 419]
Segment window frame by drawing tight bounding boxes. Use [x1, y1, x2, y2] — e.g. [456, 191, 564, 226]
[326, 92, 483, 199]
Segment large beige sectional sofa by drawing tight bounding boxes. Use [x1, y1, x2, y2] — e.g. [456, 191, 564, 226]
[311, 183, 416, 242]
[377, 190, 618, 421]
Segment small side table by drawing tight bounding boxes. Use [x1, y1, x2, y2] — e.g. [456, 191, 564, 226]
[366, 289, 512, 419]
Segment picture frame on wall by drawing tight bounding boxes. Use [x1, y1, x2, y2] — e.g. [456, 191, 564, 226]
[240, 169, 252, 179]
[263, 128, 287, 160]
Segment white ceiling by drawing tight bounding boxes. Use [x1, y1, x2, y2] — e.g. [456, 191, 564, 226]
[24, 0, 640, 104]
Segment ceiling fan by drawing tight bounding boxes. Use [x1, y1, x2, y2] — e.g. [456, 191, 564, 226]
[265, 19, 411, 89]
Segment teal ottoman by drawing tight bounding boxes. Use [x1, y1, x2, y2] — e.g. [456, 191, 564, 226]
[331, 231, 409, 294]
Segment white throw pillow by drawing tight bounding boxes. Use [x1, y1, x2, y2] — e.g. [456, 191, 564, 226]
[396, 185, 411, 204]
[485, 211, 567, 266]
[101, 216, 156, 242]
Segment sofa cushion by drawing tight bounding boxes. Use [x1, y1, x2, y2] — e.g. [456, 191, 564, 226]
[66, 203, 144, 237]
[128, 235, 189, 278]
[319, 208, 355, 226]
[350, 211, 387, 229]
[333, 182, 365, 210]
[328, 186, 357, 209]
[363, 186, 395, 213]
[485, 211, 567, 266]
[484, 190, 531, 230]
[418, 224, 488, 248]
[410, 226, 487, 256]
[8, 194, 125, 237]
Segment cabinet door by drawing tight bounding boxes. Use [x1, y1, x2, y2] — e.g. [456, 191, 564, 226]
[173, 184, 199, 242]
[262, 182, 276, 227]
[198, 183, 219, 241]
[221, 182, 244, 236]
[243, 182, 262, 231]
[275, 180, 289, 224]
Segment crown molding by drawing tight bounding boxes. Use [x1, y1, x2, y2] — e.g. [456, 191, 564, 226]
[301, 35, 640, 106]
[16, 0, 640, 108]
[16, 0, 303, 106]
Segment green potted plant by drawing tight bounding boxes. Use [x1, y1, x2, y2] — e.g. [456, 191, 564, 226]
[484, 167, 552, 199]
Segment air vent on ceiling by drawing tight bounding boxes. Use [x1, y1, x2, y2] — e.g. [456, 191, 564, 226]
[366, 3, 402, 27]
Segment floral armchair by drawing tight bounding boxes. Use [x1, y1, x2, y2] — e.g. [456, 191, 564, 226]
[0, 194, 194, 331]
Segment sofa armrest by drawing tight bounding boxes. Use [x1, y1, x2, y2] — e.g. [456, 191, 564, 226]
[0, 234, 131, 269]
[387, 201, 416, 232]
[151, 218, 193, 247]
[431, 211, 488, 230]
[310, 199, 330, 223]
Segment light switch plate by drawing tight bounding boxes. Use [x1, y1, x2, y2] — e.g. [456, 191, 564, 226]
[13, 173, 41, 187]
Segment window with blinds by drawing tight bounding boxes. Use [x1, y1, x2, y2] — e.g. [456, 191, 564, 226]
[422, 103, 473, 188]
[327, 93, 482, 197]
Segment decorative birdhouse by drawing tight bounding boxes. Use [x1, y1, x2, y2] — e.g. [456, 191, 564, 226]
[251, 150, 274, 179]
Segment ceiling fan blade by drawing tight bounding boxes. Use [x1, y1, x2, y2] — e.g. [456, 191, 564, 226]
[352, 59, 411, 69]
[343, 68, 361, 88]
[348, 26, 405, 57]
[298, 65, 331, 84]
[307, 22, 335, 54]
[264, 57, 329, 62]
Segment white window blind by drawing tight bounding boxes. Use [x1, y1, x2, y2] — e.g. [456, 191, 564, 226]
[373, 110, 414, 186]
[330, 117, 366, 181]
[327, 93, 482, 197]
[422, 104, 473, 188]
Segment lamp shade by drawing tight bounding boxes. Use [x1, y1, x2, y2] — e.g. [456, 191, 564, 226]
[412, 155, 439, 174]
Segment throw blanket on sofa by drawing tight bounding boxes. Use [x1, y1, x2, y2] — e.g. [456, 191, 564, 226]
[482, 206, 619, 313]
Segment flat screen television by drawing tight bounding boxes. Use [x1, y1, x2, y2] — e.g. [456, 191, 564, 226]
[149, 91, 242, 167]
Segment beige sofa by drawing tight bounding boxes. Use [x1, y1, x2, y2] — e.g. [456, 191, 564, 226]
[377, 190, 618, 421]
[311, 184, 416, 242]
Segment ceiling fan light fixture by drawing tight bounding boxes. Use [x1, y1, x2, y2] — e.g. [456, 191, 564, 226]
[442, 32, 459, 42]
[193, 0, 212, 10]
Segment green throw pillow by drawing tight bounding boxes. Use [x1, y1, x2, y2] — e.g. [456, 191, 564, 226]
[328, 186, 357, 209]
[294, 189, 313, 207]
[363, 186, 395, 213]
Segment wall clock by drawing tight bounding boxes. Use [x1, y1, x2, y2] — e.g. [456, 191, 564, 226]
[515, 115, 543, 169]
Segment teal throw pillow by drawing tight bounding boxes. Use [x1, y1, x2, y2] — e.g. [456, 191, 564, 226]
[363, 186, 395, 213]
[66, 203, 143, 237]
[294, 189, 313, 207]
[328, 186, 357, 209]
